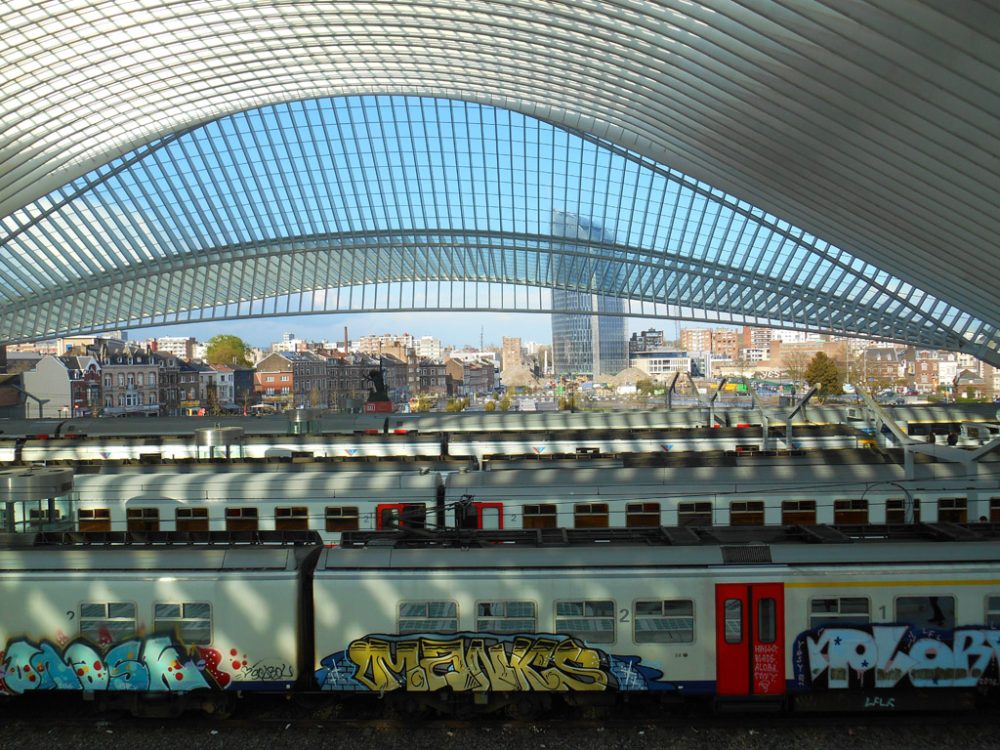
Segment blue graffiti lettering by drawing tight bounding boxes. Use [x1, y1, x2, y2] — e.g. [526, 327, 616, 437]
[1, 635, 213, 695]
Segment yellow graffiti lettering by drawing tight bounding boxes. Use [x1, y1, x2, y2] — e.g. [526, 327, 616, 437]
[347, 638, 420, 692]
[550, 638, 608, 691]
[345, 635, 611, 693]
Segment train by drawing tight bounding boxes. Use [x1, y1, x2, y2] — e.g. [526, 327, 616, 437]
[6, 457, 1000, 541]
[3, 524, 1000, 716]
[0, 403, 995, 465]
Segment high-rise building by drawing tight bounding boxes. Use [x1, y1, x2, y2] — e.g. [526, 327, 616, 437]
[550, 211, 627, 376]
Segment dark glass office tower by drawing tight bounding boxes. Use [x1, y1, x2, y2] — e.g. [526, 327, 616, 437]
[550, 211, 628, 376]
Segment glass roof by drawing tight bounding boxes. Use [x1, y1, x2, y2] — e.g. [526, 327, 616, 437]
[0, 95, 995, 361]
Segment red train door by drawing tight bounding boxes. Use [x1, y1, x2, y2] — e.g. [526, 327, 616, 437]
[715, 583, 785, 696]
[376, 503, 426, 529]
[457, 502, 504, 529]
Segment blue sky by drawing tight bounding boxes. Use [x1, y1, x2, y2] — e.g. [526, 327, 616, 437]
[129, 312, 682, 349]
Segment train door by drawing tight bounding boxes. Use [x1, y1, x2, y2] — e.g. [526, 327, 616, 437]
[457, 501, 504, 530]
[376, 503, 426, 529]
[715, 583, 785, 696]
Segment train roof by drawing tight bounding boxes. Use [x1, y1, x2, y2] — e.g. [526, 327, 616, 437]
[1, 403, 996, 439]
[320, 524, 1000, 570]
[0, 530, 322, 571]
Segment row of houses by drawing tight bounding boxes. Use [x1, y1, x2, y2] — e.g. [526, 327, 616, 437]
[254, 350, 496, 411]
[2, 345, 498, 418]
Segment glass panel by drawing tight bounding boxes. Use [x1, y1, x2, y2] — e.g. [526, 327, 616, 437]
[635, 599, 695, 643]
[108, 602, 135, 619]
[155, 603, 181, 619]
[184, 603, 211, 619]
[724, 599, 743, 643]
[80, 603, 106, 618]
[555, 600, 615, 643]
[757, 598, 776, 643]
[809, 597, 870, 628]
[896, 596, 955, 629]
[476, 600, 536, 632]
[987, 596, 1000, 627]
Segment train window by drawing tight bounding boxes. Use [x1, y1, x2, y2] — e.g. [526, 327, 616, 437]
[757, 598, 777, 643]
[781, 500, 816, 525]
[325, 506, 360, 532]
[886, 498, 920, 523]
[634, 599, 694, 643]
[476, 601, 537, 633]
[275, 506, 310, 531]
[523, 504, 557, 529]
[28, 508, 62, 528]
[724, 599, 743, 643]
[938, 497, 967, 523]
[126, 507, 159, 532]
[574, 503, 609, 529]
[730, 501, 764, 526]
[809, 597, 870, 628]
[678, 502, 712, 526]
[555, 600, 615, 643]
[175, 507, 209, 532]
[78, 508, 111, 532]
[80, 602, 136, 643]
[626, 502, 660, 528]
[154, 602, 212, 645]
[225, 507, 258, 531]
[834, 499, 868, 524]
[990, 498, 1000, 522]
[398, 601, 458, 634]
[895, 596, 955, 630]
[986, 597, 1000, 627]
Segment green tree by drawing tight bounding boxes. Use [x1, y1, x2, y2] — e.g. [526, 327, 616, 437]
[499, 395, 511, 412]
[636, 379, 656, 396]
[805, 352, 843, 400]
[484, 400, 496, 412]
[204, 381, 223, 416]
[205, 334, 252, 367]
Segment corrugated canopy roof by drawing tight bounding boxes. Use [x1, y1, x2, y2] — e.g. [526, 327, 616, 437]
[1, 2, 998, 362]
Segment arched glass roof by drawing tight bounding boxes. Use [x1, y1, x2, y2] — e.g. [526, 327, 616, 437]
[1, 2, 998, 364]
[0, 95, 994, 361]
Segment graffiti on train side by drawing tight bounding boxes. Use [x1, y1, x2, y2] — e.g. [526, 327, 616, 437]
[795, 625, 1000, 690]
[0, 636, 250, 694]
[316, 633, 674, 693]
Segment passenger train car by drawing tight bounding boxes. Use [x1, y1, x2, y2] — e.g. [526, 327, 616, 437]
[6, 458, 1000, 542]
[3, 525, 1000, 715]
[1, 403, 995, 465]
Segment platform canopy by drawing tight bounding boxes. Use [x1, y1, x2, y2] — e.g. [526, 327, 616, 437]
[1, 2, 998, 363]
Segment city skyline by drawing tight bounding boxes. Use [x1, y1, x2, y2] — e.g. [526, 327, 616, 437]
[128, 312, 684, 351]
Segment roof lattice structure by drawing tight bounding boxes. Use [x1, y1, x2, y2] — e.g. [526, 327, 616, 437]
[1, 2, 998, 363]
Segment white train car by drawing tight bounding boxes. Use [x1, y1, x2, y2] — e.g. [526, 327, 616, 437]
[0, 533, 320, 713]
[66, 469, 441, 539]
[312, 527, 1000, 711]
[445, 462, 1000, 530]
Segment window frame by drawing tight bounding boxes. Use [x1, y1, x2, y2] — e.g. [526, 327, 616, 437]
[153, 601, 213, 645]
[397, 600, 459, 634]
[475, 600, 537, 633]
[554, 599, 616, 644]
[522, 503, 557, 529]
[625, 502, 661, 528]
[224, 506, 259, 531]
[894, 594, 956, 630]
[79, 601, 137, 643]
[325, 505, 360, 532]
[808, 596, 871, 629]
[633, 598, 695, 644]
